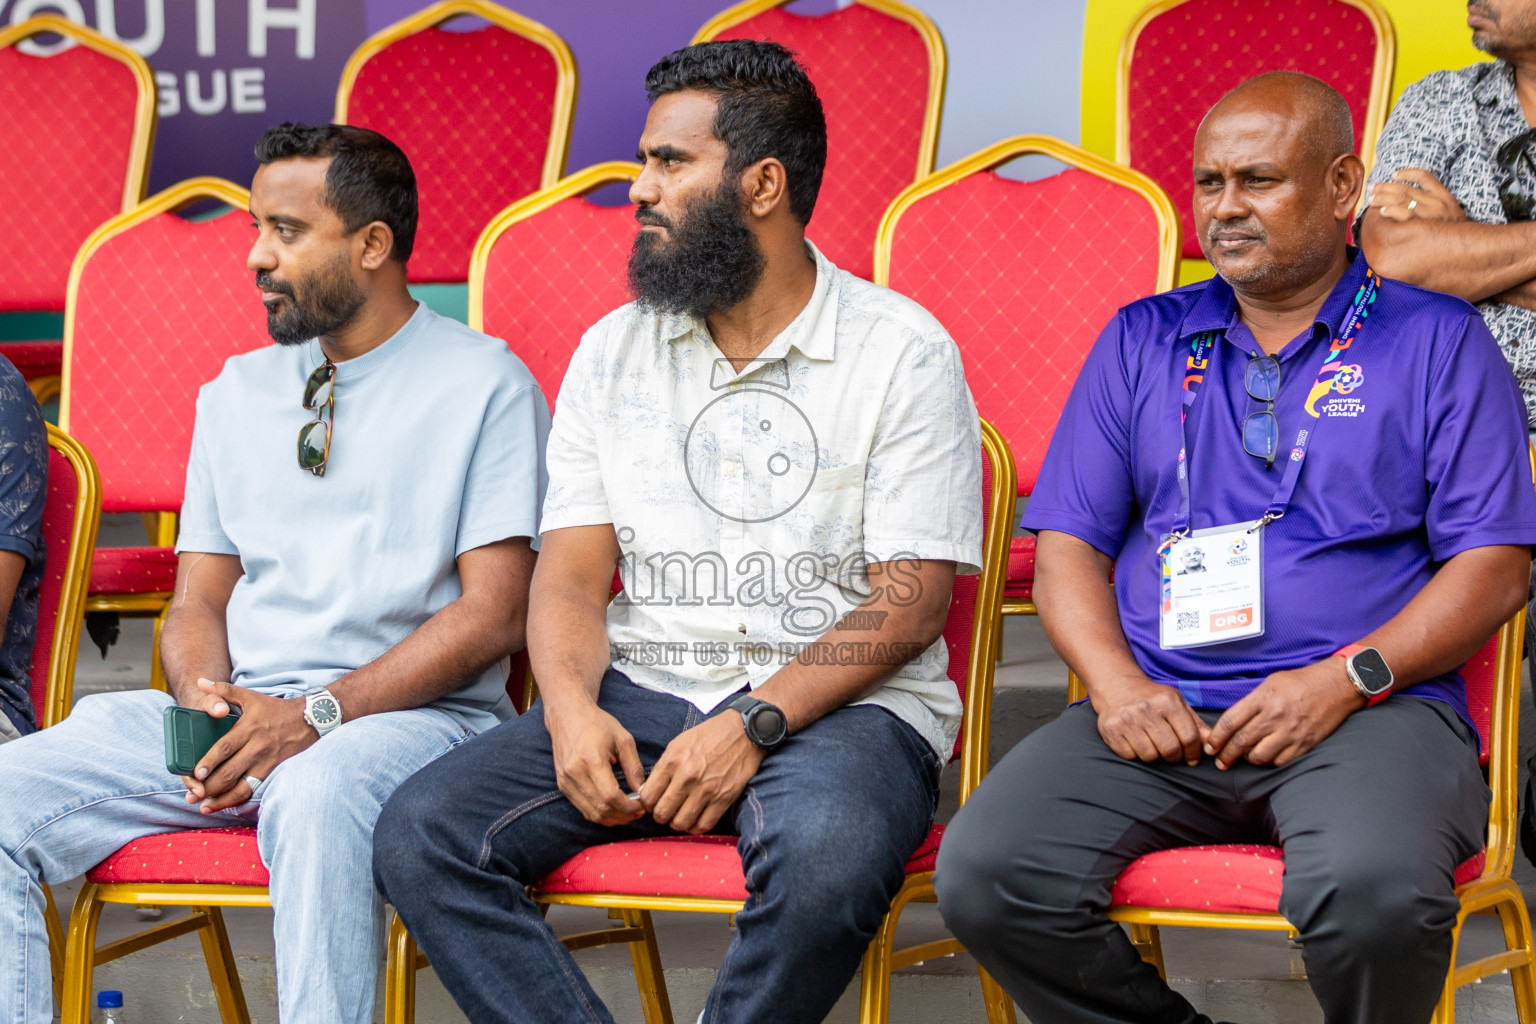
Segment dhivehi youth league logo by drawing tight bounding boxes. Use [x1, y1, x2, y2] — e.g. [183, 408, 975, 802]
[1332, 364, 1364, 394]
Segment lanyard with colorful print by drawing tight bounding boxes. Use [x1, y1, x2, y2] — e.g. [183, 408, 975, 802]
[1167, 265, 1379, 545]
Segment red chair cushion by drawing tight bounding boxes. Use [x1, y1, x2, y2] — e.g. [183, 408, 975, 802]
[713, 4, 933, 279]
[0, 42, 140, 311]
[0, 340, 61, 379]
[885, 169, 1163, 494]
[68, 204, 268, 514]
[479, 194, 637, 405]
[86, 826, 269, 886]
[1005, 535, 1035, 599]
[346, 23, 562, 283]
[1126, 0, 1378, 259]
[1110, 843, 1486, 915]
[538, 825, 945, 901]
[89, 546, 177, 595]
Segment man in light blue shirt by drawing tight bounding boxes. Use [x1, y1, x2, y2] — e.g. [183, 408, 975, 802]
[0, 123, 549, 1024]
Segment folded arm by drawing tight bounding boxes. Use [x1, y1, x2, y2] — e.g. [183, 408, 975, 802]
[1360, 169, 1536, 306]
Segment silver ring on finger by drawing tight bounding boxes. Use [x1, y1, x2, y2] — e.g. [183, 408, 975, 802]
[243, 775, 265, 795]
[1407, 198, 1419, 211]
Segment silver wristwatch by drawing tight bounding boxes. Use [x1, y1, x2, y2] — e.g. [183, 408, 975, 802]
[303, 689, 343, 737]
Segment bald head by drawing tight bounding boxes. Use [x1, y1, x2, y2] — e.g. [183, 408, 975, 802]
[1204, 71, 1353, 170]
[1191, 71, 1363, 299]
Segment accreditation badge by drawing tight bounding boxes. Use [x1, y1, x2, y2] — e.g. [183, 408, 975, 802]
[1158, 521, 1264, 649]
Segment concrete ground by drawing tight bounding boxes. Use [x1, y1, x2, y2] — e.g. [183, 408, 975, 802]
[41, 517, 1536, 1022]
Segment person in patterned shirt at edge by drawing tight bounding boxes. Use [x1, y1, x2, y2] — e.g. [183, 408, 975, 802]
[0, 361, 46, 744]
[1357, 0, 1536, 863]
[937, 73, 1536, 1024]
[373, 40, 982, 1024]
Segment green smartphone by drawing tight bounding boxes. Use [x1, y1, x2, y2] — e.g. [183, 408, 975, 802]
[163, 704, 241, 776]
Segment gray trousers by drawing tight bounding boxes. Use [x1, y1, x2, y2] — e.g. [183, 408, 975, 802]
[935, 698, 1487, 1024]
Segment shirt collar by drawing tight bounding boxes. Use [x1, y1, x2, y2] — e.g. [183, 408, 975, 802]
[660, 241, 838, 363]
[1473, 59, 1522, 111]
[1178, 247, 1369, 345]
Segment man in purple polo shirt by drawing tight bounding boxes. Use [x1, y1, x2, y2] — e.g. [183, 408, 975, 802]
[935, 72, 1536, 1024]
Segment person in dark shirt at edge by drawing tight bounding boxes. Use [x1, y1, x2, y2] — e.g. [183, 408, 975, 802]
[935, 72, 1536, 1024]
[0, 360, 47, 743]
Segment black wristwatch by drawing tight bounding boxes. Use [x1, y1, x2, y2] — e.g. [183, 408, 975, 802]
[727, 693, 788, 752]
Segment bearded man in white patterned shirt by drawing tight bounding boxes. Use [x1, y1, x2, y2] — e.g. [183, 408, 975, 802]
[374, 40, 982, 1024]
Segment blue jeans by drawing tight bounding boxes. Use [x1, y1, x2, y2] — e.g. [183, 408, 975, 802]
[0, 688, 472, 1024]
[373, 669, 940, 1024]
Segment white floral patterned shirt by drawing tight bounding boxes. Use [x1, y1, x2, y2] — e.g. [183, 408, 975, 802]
[541, 243, 982, 757]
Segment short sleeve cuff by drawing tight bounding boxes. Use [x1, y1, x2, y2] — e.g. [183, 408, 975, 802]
[457, 520, 540, 559]
[862, 538, 982, 577]
[0, 534, 39, 567]
[540, 504, 614, 534]
[1428, 526, 1536, 565]
[1018, 507, 1126, 560]
[174, 534, 239, 557]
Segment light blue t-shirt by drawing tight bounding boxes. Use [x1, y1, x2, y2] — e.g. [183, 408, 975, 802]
[176, 303, 550, 732]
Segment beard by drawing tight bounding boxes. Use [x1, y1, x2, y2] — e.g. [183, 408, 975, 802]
[1470, 0, 1536, 55]
[627, 177, 767, 320]
[256, 252, 366, 346]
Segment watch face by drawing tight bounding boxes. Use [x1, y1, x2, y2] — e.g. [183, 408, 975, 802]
[1351, 649, 1393, 694]
[749, 705, 787, 746]
[310, 695, 340, 726]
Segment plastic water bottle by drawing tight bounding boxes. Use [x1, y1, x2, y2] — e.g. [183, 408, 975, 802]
[93, 990, 125, 1024]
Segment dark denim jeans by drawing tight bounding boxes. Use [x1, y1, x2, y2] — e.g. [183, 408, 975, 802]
[373, 669, 940, 1024]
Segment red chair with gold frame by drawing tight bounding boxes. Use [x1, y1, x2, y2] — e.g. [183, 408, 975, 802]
[1117, 0, 1395, 283]
[470, 161, 641, 403]
[59, 651, 532, 1024]
[380, 418, 1018, 1024]
[1067, 570, 1536, 1019]
[60, 177, 268, 692]
[336, 0, 577, 284]
[874, 135, 1178, 622]
[692, 0, 945, 281]
[0, 14, 156, 404]
[27, 424, 102, 1009]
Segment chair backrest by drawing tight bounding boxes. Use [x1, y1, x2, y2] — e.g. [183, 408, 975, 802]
[0, 16, 155, 313]
[1118, 0, 1394, 260]
[945, 418, 1014, 800]
[694, 0, 945, 280]
[61, 178, 270, 515]
[337, 0, 577, 284]
[875, 135, 1179, 496]
[31, 425, 100, 729]
[471, 163, 640, 403]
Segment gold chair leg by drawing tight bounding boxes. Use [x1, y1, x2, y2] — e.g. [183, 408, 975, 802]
[60, 883, 105, 1024]
[1128, 922, 1166, 977]
[43, 882, 64, 1010]
[1494, 890, 1536, 1024]
[195, 906, 251, 1024]
[384, 912, 421, 1024]
[978, 966, 1017, 1024]
[856, 908, 900, 1024]
[624, 909, 674, 1024]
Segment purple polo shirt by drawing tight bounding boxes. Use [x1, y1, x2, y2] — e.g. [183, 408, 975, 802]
[1021, 251, 1536, 721]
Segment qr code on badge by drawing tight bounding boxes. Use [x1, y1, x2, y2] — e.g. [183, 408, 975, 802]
[1176, 612, 1199, 631]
